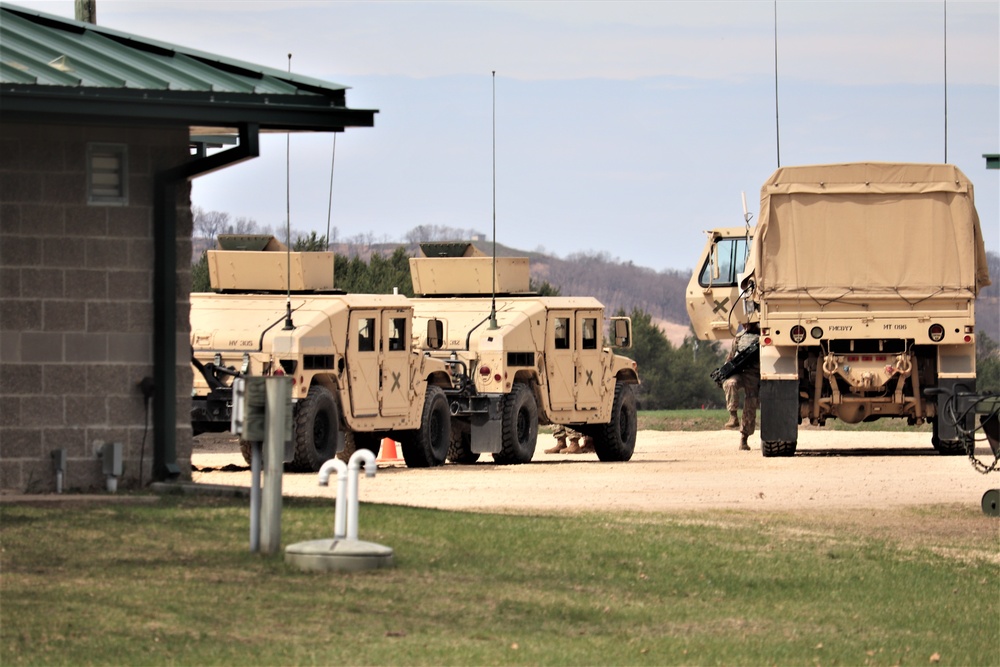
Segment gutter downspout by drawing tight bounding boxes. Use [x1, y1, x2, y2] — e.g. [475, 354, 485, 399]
[152, 122, 260, 481]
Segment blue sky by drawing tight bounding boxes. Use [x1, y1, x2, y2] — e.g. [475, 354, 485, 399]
[15, 1, 999, 273]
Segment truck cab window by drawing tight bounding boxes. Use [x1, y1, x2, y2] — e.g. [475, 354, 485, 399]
[699, 237, 749, 288]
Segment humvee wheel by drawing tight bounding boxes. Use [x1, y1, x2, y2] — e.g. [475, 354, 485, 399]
[400, 386, 451, 468]
[447, 419, 479, 464]
[594, 384, 637, 462]
[339, 431, 382, 463]
[291, 386, 341, 472]
[494, 383, 538, 465]
[239, 439, 253, 465]
[761, 440, 796, 457]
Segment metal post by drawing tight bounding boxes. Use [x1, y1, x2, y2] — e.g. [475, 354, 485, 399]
[249, 441, 262, 552]
[260, 377, 291, 555]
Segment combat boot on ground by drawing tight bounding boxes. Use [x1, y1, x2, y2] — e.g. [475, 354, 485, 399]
[578, 436, 596, 454]
[545, 437, 568, 454]
[739, 434, 750, 451]
[564, 436, 583, 453]
[725, 411, 739, 428]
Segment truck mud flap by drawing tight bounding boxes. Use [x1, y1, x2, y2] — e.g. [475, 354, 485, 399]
[760, 379, 798, 444]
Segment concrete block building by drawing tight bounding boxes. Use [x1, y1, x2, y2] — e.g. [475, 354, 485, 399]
[0, 3, 376, 492]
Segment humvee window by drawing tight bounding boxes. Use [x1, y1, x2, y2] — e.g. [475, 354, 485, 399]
[388, 317, 406, 351]
[554, 318, 570, 349]
[582, 318, 598, 350]
[358, 318, 375, 352]
[699, 237, 749, 288]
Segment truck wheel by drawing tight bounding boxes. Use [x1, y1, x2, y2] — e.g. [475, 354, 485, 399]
[494, 383, 538, 465]
[594, 383, 637, 462]
[447, 419, 479, 464]
[400, 386, 451, 468]
[931, 419, 966, 456]
[761, 440, 797, 457]
[291, 386, 340, 472]
[760, 380, 798, 457]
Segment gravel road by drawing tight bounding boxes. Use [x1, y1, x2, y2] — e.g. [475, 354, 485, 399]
[192, 429, 998, 514]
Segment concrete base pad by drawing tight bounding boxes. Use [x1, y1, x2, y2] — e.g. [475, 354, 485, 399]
[285, 538, 394, 572]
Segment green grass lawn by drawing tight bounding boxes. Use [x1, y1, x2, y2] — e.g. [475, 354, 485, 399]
[2, 497, 996, 666]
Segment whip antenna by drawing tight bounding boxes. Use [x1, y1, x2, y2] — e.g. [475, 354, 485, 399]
[773, 0, 781, 168]
[326, 132, 337, 286]
[283, 52, 295, 330]
[488, 70, 498, 330]
[943, 0, 948, 162]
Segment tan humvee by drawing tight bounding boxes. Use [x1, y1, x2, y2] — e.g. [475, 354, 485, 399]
[190, 235, 453, 471]
[687, 163, 991, 457]
[408, 242, 640, 464]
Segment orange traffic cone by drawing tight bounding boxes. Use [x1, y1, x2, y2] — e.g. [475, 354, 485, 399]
[377, 437, 399, 463]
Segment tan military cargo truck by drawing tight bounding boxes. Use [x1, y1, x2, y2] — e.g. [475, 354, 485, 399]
[688, 163, 991, 457]
[190, 235, 453, 471]
[408, 243, 640, 464]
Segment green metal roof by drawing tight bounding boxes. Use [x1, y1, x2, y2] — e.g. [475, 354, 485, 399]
[0, 2, 376, 131]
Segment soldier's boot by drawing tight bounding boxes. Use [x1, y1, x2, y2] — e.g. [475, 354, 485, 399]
[739, 434, 750, 451]
[545, 437, 568, 454]
[724, 411, 739, 429]
[565, 437, 583, 454]
[578, 436, 596, 454]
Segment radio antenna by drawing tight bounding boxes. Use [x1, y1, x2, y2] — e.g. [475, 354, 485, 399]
[326, 132, 337, 287]
[488, 70, 499, 330]
[283, 52, 295, 330]
[943, 0, 948, 163]
[773, 0, 781, 168]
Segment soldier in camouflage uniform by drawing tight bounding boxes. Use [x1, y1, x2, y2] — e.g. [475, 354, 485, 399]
[722, 323, 760, 450]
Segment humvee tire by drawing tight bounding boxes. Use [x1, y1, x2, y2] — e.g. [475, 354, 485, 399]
[337, 431, 382, 463]
[594, 383, 637, 462]
[291, 386, 340, 472]
[447, 419, 479, 464]
[494, 383, 538, 465]
[399, 386, 451, 468]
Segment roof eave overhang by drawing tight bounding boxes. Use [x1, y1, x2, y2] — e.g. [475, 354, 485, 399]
[0, 84, 377, 131]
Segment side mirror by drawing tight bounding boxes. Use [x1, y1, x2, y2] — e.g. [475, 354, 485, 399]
[425, 319, 444, 350]
[611, 317, 631, 349]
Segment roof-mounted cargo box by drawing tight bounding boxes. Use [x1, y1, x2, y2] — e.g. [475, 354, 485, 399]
[409, 242, 531, 296]
[207, 235, 335, 292]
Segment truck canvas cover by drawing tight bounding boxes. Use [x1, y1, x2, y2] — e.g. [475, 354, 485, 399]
[746, 162, 990, 301]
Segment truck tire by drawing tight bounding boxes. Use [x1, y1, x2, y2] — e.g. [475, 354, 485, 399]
[291, 386, 340, 472]
[931, 419, 966, 456]
[400, 386, 451, 468]
[760, 379, 798, 457]
[447, 418, 480, 464]
[494, 383, 537, 465]
[594, 383, 637, 462]
[761, 440, 797, 457]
